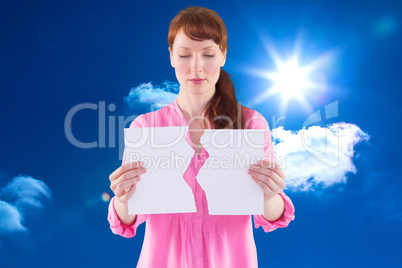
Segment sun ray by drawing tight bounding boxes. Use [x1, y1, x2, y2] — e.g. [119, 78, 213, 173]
[245, 39, 333, 114]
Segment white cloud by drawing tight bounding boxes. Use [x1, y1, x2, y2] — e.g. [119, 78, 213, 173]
[272, 122, 370, 191]
[124, 80, 179, 110]
[1, 176, 51, 209]
[0, 175, 52, 234]
[0, 201, 26, 232]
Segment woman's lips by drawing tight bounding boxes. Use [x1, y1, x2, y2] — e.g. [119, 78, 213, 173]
[190, 78, 205, 84]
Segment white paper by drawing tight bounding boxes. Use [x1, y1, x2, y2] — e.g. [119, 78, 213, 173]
[124, 126, 196, 214]
[124, 127, 265, 215]
[197, 129, 265, 215]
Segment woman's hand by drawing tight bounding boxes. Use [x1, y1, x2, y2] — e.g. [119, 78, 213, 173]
[248, 160, 286, 201]
[109, 161, 147, 203]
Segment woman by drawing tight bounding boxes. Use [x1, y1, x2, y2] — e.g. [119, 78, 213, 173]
[108, 6, 295, 268]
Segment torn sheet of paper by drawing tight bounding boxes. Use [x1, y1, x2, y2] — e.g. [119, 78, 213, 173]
[197, 129, 265, 215]
[124, 126, 196, 214]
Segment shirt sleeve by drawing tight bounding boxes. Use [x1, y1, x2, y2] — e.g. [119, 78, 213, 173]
[245, 110, 296, 232]
[107, 115, 148, 238]
[107, 196, 147, 238]
[253, 190, 295, 232]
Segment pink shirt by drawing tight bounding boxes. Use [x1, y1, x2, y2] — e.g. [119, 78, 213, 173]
[107, 99, 295, 268]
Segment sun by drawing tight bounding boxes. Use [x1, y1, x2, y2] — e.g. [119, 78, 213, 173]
[244, 38, 333, 114]
[271, 59, 310, 100]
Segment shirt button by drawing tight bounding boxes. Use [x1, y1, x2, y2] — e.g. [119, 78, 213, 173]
[196, 233, 200, 237]
[197, 257, 201, 262]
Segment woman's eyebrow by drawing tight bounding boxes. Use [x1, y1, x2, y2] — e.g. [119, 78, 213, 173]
[177, 46, 216, 50]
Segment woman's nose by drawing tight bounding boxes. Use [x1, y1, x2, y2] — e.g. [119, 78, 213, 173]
[190, 56, 203, 72]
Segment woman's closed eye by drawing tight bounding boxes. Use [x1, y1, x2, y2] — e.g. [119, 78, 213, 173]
[179, 55, 215, 58]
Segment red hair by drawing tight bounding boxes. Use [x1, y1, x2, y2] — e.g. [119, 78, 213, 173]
[167, 6, 246, 129]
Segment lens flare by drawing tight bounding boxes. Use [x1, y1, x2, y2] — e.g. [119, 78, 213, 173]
[101, 192, 111, 202]
[374, 15, 398, 36]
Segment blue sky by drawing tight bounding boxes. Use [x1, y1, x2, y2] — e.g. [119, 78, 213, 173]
[1, 0, 401, 267]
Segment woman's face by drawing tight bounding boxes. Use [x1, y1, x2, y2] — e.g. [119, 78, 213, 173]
[169, 28, 226, 96]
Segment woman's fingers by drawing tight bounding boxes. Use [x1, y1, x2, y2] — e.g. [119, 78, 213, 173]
[254, 169, 285, 189]
[249, 163, 285, 189]
[115, 176, 140, 200]
[250, 171, 281, 192]
[110, 161, 146, 198]
[116, 176, 141, 195]
[109, 161, 143, 182]
[111, 170, 143, 193]
[260, 160, 285, 179]
[116, 167, 146, 185]
[120, 183, 138, 202]
[116, 177, 140, 202]
[110, 166, 146, 190]
[252, 176, 273, 192]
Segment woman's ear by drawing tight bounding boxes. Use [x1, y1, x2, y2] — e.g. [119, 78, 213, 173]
[221, 51, 226, 67]
[168, 47, 175, 68]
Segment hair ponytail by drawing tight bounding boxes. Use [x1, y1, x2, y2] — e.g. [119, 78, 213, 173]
[203, 69, 245, 129]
